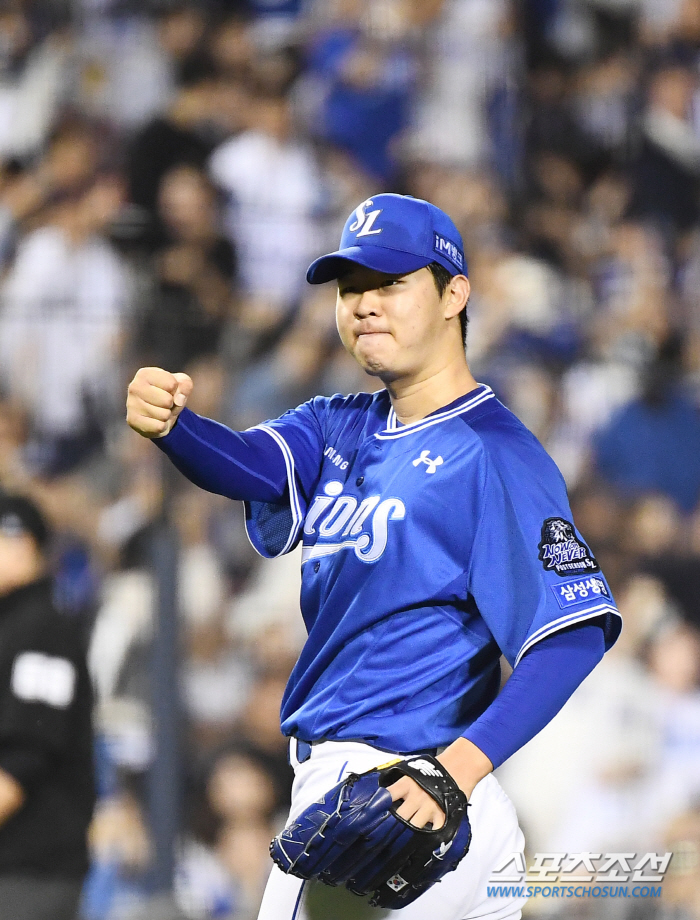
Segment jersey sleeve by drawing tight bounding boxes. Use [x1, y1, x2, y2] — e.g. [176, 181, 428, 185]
[467, 428, 622, 668]
[244, 397, 327, 558]
[155, 402, 327, 558]
[156, 407, 290, 502]
[463, 621, 605, 768]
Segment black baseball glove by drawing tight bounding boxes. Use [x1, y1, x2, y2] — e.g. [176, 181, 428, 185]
[269, 753, 472, 909]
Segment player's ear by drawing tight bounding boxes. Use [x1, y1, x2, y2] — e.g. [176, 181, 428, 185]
[443, 275, 470, 321]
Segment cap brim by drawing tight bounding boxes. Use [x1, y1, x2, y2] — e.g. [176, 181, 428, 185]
[306, 246, 432, 284]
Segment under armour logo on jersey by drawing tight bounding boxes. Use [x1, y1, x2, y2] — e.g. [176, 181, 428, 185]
[348, 198, 383, 237]
[407, 758, 443, 777]
[412, 450, 443, 474]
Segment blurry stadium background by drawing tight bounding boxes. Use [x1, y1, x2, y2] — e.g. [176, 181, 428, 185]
[0, 0, 699, 916]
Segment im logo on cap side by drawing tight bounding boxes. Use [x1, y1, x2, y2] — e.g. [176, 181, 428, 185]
[433, 233, 463, 270]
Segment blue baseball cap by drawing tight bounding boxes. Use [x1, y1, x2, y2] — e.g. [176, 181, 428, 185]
[306, 193, 467, 284]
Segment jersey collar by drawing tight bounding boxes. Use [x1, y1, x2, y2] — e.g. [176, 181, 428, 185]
[379, 385, 494, 439]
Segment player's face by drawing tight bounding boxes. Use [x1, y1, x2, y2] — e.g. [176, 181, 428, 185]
[335, 266, 463, 382]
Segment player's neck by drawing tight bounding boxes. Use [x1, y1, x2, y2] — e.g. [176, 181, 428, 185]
[386, 361, 480, 426]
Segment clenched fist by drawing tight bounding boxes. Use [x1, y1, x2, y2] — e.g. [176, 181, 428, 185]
[126, 367, 193, 438]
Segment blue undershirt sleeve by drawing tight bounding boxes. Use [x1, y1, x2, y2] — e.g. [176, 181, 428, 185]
[462, 620, 606, 770]
[153, 407, 289, 503]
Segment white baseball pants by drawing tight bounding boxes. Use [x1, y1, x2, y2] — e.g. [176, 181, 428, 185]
[257, 739, 527, 920]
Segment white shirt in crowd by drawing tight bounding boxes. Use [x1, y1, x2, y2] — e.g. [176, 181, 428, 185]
[0, 225, 128, 437]
[210, 130, 323, 308]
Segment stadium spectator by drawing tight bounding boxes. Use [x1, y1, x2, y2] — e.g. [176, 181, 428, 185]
[127, 60, 225, 223]
[0, 173, 127, 476]
[0, 6, 69, 160]
[135, 165, 237, 372]
[628, 64, 700, 235]
[594, 335, 700, 511]
[209, 85, 323, 311]
[305, 2, 416, 182]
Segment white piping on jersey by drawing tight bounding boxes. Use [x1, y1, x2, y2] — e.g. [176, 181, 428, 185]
[514, 602, 621, 667]
[381, 386, 494, 439]
[302, 540, 358, 563]
[249, 425, 303, 557]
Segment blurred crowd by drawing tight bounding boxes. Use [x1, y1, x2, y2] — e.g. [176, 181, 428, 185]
[0, 0, 699, 917]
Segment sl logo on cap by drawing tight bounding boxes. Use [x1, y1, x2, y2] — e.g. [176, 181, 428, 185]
[349, 198, 383, 238]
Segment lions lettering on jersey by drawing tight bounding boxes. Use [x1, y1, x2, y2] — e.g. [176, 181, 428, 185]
[302, 480, 405, 564]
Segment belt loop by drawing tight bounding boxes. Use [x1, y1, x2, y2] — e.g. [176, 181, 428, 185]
[288, 737, 313, 768]
[288, 736, 299, 769]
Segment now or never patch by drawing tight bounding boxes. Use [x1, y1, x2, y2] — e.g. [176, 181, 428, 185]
[551, 576, 610, 609]
[11, 652, 76, 709]
[538, 518, 599, 577]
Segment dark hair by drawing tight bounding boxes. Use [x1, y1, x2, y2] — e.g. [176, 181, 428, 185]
[427, 262, 468, 347]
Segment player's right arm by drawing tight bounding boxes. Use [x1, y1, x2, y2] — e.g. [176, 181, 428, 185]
[126, 367, 324, 515]
[126, 366, 291, 503]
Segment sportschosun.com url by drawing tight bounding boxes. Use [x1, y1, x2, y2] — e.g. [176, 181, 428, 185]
[487, 885, 663, 899]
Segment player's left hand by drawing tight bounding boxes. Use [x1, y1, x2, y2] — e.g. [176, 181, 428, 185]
[386, 775, 446, 829]
[387, 737, 495, 828]
[269, 754, 472, 910]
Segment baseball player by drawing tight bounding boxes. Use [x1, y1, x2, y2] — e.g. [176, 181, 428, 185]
[126, 194, 622, 920]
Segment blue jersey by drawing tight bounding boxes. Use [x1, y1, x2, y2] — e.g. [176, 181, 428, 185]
[241, 384, 621, 753]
